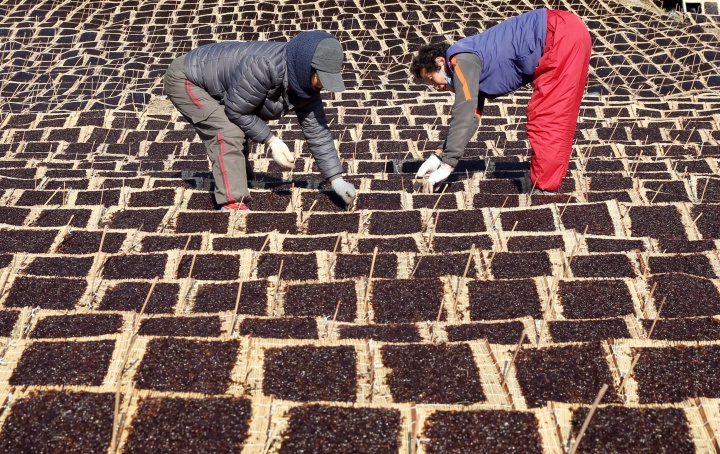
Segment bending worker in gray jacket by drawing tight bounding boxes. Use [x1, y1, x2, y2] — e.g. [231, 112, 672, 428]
[164, 31, 356, 211]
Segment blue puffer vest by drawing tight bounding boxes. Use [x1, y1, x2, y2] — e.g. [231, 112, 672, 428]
[446, 9, 547, 98]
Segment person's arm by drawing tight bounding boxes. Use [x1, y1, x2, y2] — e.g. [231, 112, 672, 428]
[295, 94, 344, 181]
[224, 55, 277, 144]
[439, 52, 483, 167]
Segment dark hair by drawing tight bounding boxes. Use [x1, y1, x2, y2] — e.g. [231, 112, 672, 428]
[410, 42, 451, 77]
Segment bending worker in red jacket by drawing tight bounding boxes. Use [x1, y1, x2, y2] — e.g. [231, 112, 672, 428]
[412, 9, 591, 194]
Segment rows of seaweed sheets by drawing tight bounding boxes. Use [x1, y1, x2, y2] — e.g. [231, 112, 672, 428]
[2, 0, 720, 451]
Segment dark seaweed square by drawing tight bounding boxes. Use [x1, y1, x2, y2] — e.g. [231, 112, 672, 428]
[58, 231, 125, 254]
[641, 317, 720, 341]
[474, 193, 521, 208]
[507, 235, 565, 252]
[107, 209, 167, 232]
[14, 190, 64, 206]
[75, 189, 121, 207]
[585, 238, 646, 252]
[135, 338, 238, 394]
[446, 321, 526, 344]
[177, 254, 239, 280]
[24, 256, 93, 278]
[657, 239, 715, 253]
[560, 204, 615, 236]
[193, 281, 267, 315]
[589, 176, 632, 191]
[491, 252, 552, 278]
[31, 314, 122, 338]
[355, 193, 403, 210]
[500, 208, 555, 232]
[368, 211, 422, 235]
[372, 278, 444, 323]
[239, 317, 317, 339]
[125, 397, 252, 454]
[648, 254, 716, 278]
[468, 279, 541, 320]
[0, 311, 19, 336]
[138, 316, 222, 337]
[0, 391, 113, 454]
[413, 253, 477, 279]
[300, 191, 346, 212]
[629, 206, 687, 239]
[263, 345, 357, 402]
[0, 207, 29, 225]
[186, 192, 220, 210]
[570, 406, 694, 453]
[33, 209, 90, 228]
[103, 254, 166, 279]
[280, 405, 400, 454]
[643, 180, 690, 203]
[256, 253, 318, 280]
[175, 212, 228, 234]
[423, 410, 542, 453]
[6, 277, 85, 309]
[141, 234, 202, 252]
[212, 235, 268, 251]
[99, 282, 178, 313]
[693, 204, 720, 238]
[128, 189, 177, 207]
[570, 254, 636, 278]
[382, 343, 484, 404]
[559, 280, 634, 319]
[357, 236, 418, 253]
[245, 212, 298, 234]
[434, 210, 486, 233]
[338, 323, 421, 342]
[515, 343, 618, 408]
[10, 340, 114, 386]
[284, 281, 357, 321]
[306, 213, 359, 234]
[549, 318, 630, 343]
[649, 274, 720, 317]
[414, 193, 458, 209]
[245, 191, 291, 211]
[334, 253, 397, 279]
[282, 236, 339, 252]
[432, 234, 493, 252]
[635, 345, 720, 403]
[0, 229, 58, 253]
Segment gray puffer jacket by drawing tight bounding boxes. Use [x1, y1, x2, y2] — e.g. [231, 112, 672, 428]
[184, 41, 343, 180]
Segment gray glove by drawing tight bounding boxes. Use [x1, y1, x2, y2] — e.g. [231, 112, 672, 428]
[331, 178, 356, 205]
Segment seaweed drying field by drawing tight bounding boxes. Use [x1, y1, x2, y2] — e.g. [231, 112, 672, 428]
[1, 0, 720, 451]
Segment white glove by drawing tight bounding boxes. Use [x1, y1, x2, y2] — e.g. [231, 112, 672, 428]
[268, 137, 295, 169]
[416, 153, 442, 179]
[331, 178, 356, 205]
[427, 163, 454, 186]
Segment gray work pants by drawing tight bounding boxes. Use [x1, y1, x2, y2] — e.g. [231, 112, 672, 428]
[164, 55, 253, 205]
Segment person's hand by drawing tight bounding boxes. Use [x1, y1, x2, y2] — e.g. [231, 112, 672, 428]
[427, 163, 454, 186]
[267, 136, 295, 169]
[331, 178, 356, 205]
[416, 153, 442, 179]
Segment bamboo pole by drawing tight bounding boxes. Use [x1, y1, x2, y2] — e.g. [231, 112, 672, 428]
[362, 247, 378, 315]
[326, 300, 342, 339]
[568, 384, 609, 454]
[110, 277, 159, 452]
[501, 331, 527, 388]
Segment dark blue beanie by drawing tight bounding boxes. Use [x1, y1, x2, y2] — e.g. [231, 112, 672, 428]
[286, 31, 335, 98]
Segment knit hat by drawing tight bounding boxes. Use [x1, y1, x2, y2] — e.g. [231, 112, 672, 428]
[286, 31, 345, 98]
